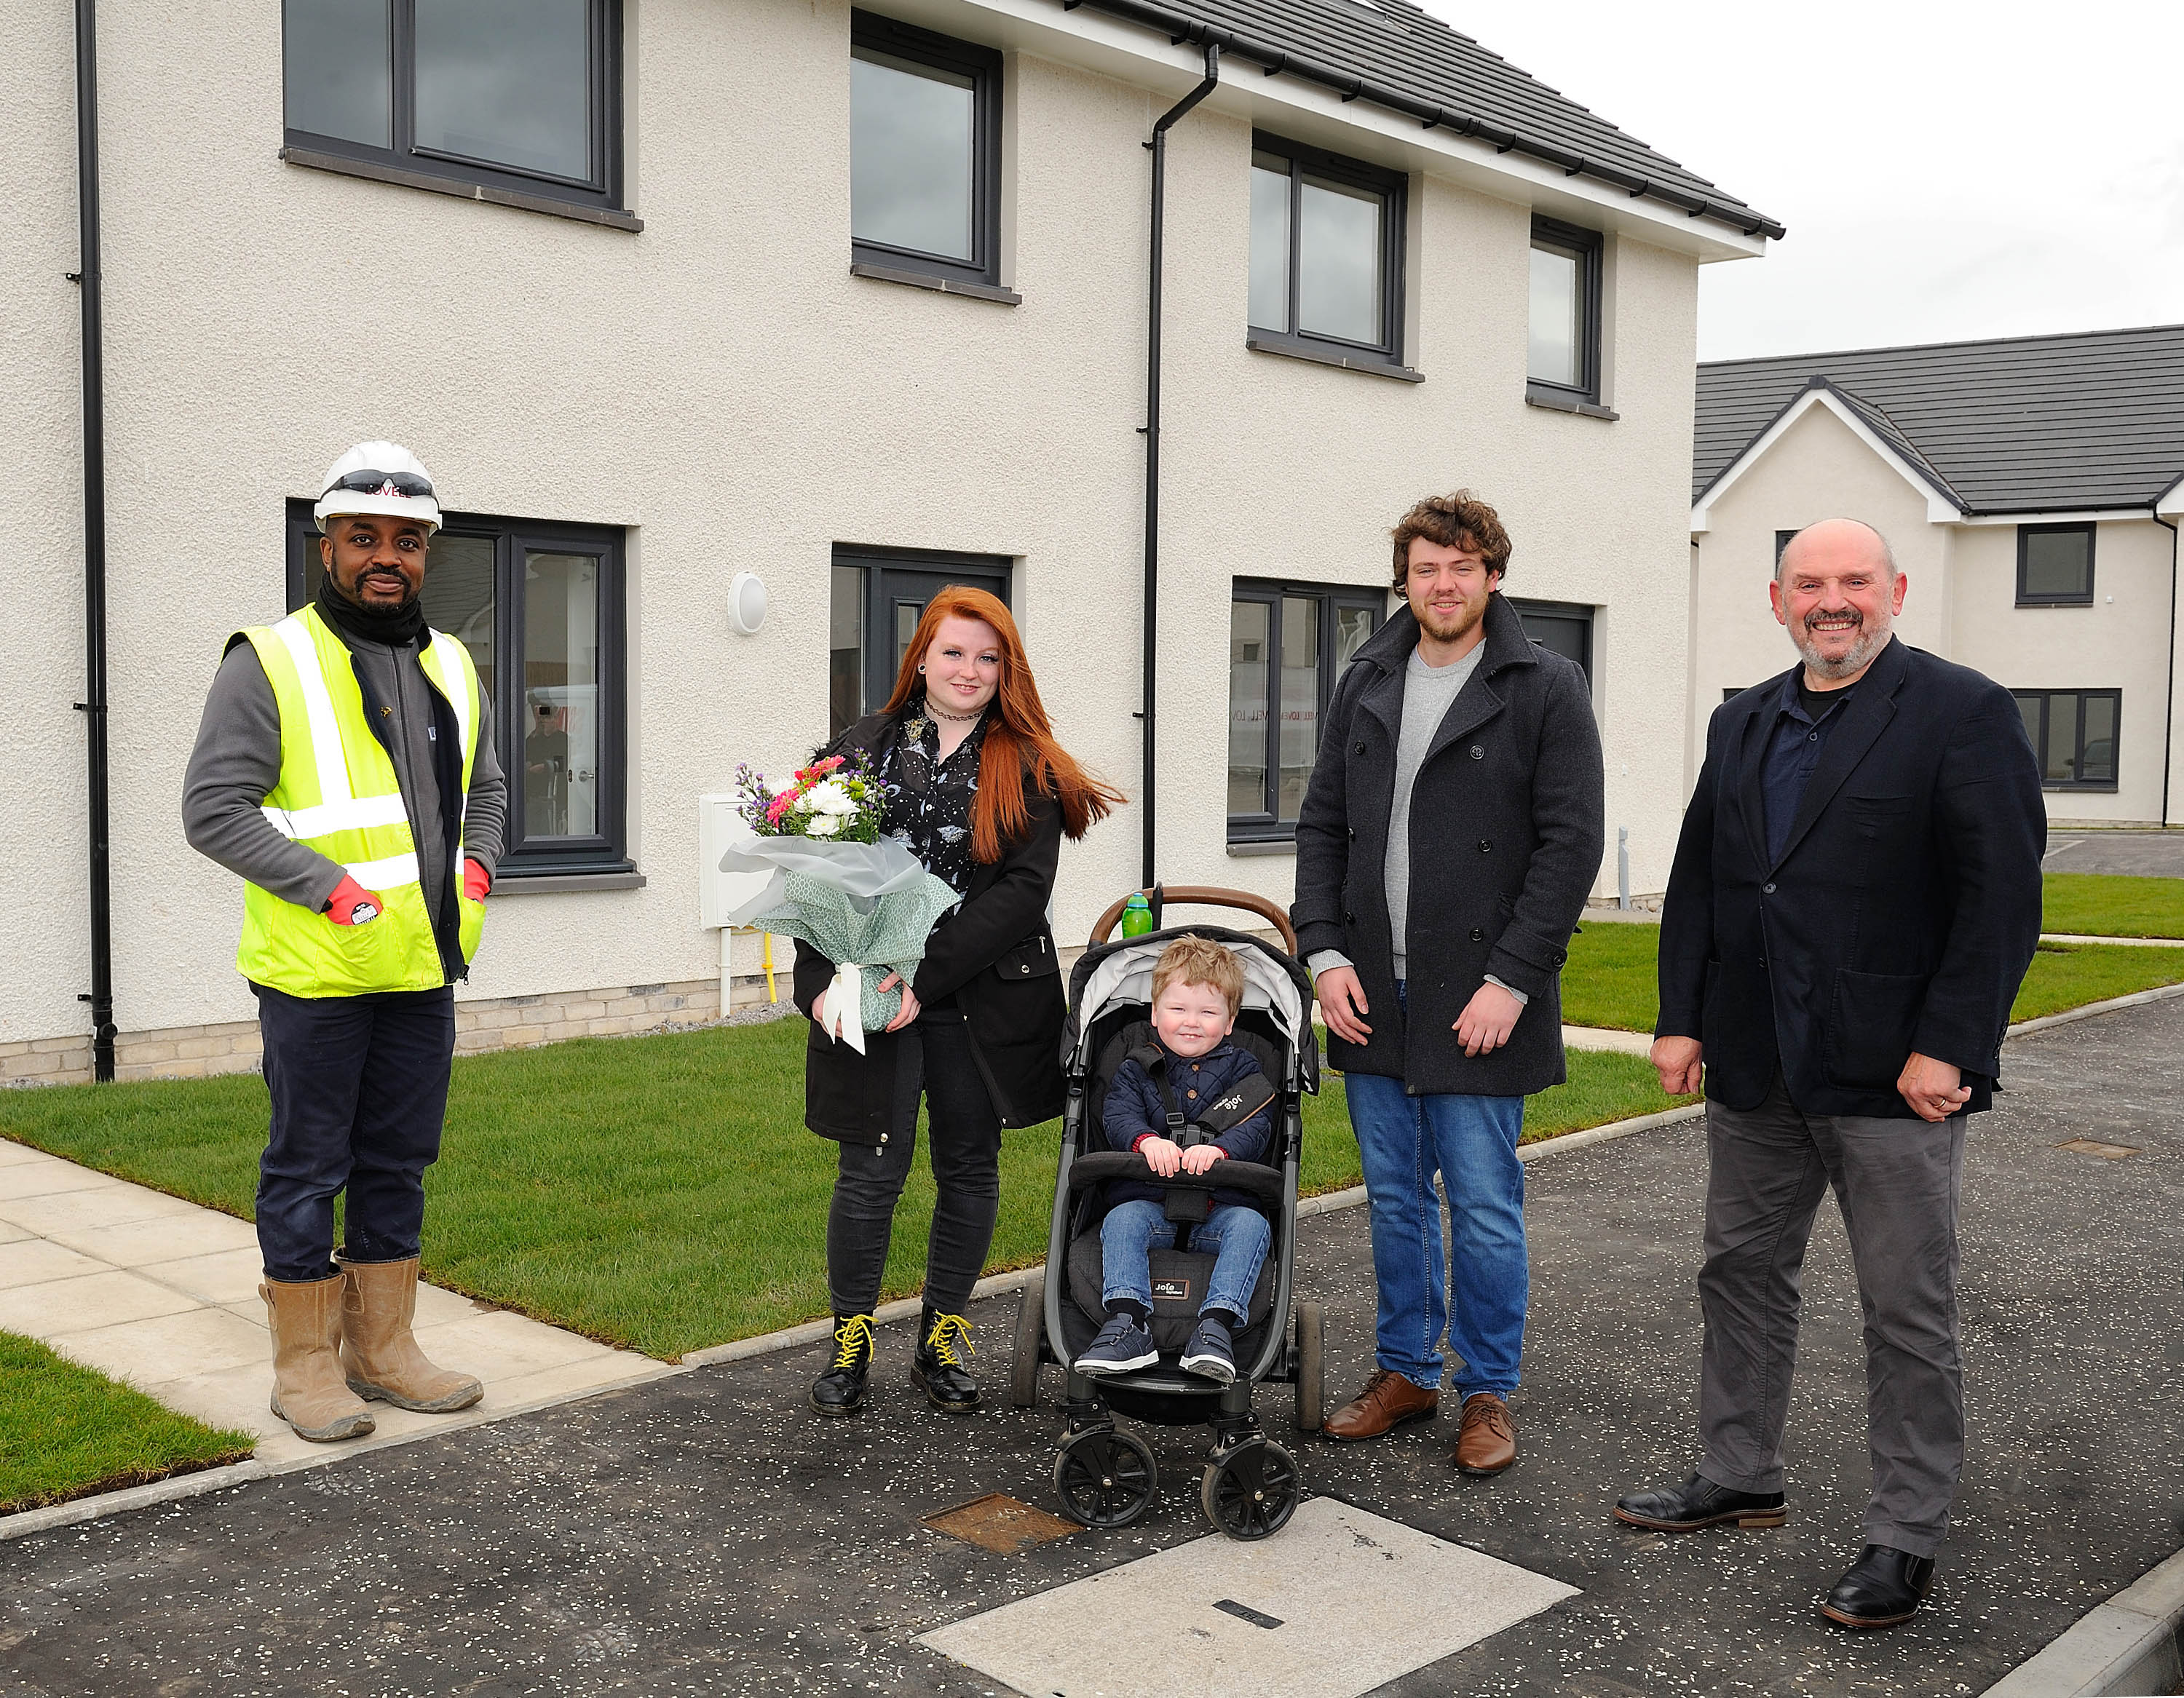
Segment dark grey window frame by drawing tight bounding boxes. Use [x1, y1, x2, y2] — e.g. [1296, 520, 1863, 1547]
[1775, 528, 1800, 566]
[1508, 597, 1594, 689]
[280, 0, 628, 223]
[1526, 215, 1604, 409]
[830, 543, 1012, 738]
[1227, 580, 1386, 844]
[2011, 686, 2121, 791]
[1246, 132, 1412, 379]
[285, 501, 633, 877]
[848, 11, 1005, 292]
[2015, 521, 2097, 606]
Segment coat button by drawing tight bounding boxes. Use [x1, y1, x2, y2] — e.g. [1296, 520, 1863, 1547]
[1468, 927, 1485, 942]
[1345, 911, 1356, 924]
[1187, 1089, 1198, 1099]
[1762, 882, 1776, 894]
[1354, 741, 1367, 755]
[1468, 745, 1484, 760]
[1478, 839, 1491, 853]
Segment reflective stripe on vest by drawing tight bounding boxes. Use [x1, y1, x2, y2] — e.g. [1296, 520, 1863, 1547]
[231, 604, 483, 997]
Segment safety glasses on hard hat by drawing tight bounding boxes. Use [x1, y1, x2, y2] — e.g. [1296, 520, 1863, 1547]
[326, 470, 435, 499]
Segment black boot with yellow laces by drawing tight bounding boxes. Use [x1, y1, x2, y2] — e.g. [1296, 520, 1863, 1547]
[912, 1309, 979, 1412]
[810, 1314, 875, 1416]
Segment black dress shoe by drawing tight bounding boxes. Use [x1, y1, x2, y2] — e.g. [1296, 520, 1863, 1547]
[911, 1309, 979, 1413]
[810, 1314, 874, 1416]
[1820, 1544, 1934, 1628]
[1613, 1470, 1788, 1531]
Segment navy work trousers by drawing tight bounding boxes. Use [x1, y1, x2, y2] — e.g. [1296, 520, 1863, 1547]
[253, 982, 456, 1283]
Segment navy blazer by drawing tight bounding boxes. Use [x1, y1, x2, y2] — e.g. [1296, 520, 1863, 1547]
[1657, 638, 2045, 1118]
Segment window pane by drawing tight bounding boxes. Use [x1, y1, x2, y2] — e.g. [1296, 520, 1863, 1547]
[416, 0, 593, 182]
[2043, 692, 2080, 784]
[830, 564, 863, 739]
[851, 49, 976, 261]
[1278, 596, 1321, 820]
[2022, 529, 2092, 600]
[523, 550, 601, 839]
[1528, 243, 1580, 386]
[2014, 692, 2043, 758]
[284, 0, 392, 146]
[2082, 694, 2118, 783]
[1297, 175, 1382, 346]
[1249, 156, 1291, 331]
[422, 533, 496, 707]
[1334, 603, 1377, 669]
[1229, 600, 1270, 816]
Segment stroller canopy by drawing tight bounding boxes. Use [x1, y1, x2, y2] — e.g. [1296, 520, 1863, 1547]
[1063, 924, 1318, 1093]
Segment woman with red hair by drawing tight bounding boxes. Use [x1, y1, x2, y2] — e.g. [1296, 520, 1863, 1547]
[797, 586, 1120, 1417]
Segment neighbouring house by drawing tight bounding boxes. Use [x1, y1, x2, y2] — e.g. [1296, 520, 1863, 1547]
[9, 0, 1776, 1084]
[1689, 326, 2184, 825]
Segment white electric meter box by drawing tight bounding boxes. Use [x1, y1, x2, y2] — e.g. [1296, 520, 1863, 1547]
[697, 794, 775, 929]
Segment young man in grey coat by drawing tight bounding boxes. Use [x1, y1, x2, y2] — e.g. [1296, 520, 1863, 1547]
[1292, 491, 1603, 1475]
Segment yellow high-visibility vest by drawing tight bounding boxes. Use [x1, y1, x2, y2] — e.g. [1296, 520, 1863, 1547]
[231, 604, 485, 996]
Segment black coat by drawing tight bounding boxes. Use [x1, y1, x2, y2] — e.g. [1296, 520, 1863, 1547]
[793, 710, 1067, 1143]
[1291, 593, 1605, 1097]
[1658, 638, 2045, 1118]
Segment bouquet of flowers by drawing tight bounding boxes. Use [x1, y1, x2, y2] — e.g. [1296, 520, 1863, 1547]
[719, 753, 960, 1053]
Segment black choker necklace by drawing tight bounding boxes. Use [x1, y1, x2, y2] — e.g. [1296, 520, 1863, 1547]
[926, 699, 984, 723]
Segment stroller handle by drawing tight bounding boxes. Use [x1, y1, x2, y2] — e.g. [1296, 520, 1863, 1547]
[1088, 885, 1297, 956]
[1066, 1150, 1286, 1204]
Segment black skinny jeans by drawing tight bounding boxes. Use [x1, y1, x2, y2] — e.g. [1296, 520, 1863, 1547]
[826, 1005, 1002, 1317]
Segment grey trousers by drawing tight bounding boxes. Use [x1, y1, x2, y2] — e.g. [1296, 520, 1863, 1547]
[1696, 1074, 1967, 1558]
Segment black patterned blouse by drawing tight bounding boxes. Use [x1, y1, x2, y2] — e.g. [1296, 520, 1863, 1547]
[882, 698, 987, 896]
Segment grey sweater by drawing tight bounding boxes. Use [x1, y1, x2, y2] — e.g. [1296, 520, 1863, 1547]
[183, 627, 505, 983]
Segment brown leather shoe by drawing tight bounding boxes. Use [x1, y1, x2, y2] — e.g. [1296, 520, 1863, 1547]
[1454, 1392, 1516, 1475]
[1322, 1368, 1439, 1440]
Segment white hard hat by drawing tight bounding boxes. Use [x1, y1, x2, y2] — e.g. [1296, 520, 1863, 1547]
[313, 441, 443, 534]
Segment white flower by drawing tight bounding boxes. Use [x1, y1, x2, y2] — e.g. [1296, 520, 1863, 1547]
[804, 779, 857, 817]
[804, 812, 842, 838]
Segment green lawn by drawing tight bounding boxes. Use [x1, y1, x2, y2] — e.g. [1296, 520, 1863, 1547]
[0, 1020, 1687, 1362]
[0, 1331, 250, 1515]
[1561, 921, 2184, 1034]
[2042, 873, 2184, 939]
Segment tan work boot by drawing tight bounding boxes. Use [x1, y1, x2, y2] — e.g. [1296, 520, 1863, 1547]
[261, 1274, 376, 1443]
[338, 1255, 483, 1413]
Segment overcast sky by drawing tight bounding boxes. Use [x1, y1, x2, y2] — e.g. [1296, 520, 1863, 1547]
[1420, 0, 2184, 360]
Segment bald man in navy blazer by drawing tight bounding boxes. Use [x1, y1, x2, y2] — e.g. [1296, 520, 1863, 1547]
[1616, 519, 2044, 1630]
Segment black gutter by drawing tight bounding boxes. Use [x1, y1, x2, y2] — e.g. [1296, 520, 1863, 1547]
[2158, 511, 2178, 829]
[1069, 0, 1784, 241]
[1139, 41, 1220, 889]
[73, 0, 116, 1083]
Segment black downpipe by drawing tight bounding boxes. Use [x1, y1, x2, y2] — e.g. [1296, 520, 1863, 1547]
[2157, 512, 2178, 829]
[1140, 41, 1220, 889]
[74, 0, 116, 1082]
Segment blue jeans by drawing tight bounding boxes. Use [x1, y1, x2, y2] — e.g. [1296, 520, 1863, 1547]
[1345, 1037, 1527, 1397]
[1101, 1199, 1271, 1321]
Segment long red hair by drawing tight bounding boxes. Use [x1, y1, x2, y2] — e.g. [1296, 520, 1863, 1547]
[882, 586, 1123, 862]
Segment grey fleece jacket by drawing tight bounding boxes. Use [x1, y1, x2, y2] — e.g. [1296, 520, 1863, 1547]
[182, 626, 506, 985]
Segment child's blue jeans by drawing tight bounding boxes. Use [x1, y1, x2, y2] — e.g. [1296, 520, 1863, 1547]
[1100, 1199, 1271, 1321]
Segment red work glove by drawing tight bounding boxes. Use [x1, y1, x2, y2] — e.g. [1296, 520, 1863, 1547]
[324, 876, 381, 926]
[462, 857, 491, 901]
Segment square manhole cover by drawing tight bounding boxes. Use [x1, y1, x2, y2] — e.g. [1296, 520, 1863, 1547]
[2057, 1137, 2140, 1160]
[922, 1493, 1082, 1555]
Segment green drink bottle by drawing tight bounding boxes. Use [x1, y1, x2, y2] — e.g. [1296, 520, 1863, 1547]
[1119, 892, 1154, 937]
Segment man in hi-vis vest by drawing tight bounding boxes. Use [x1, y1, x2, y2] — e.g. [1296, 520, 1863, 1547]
[183, 442, 505, 1443]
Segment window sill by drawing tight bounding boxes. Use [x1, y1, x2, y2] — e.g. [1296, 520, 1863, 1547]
[1226, 838, 1297, 856]
[850, 261, 1021, 305]
[491, 871, 647, 895]
[280, 146, 643, 231]
[2014, 598, 2095, 608]
[2039, 785, 2118, 795]
[1525, 385, 1618, 421]
[1246, 335, 1423, 384]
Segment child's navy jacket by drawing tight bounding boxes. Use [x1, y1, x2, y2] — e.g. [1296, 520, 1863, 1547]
[1102, 1038, 1275, 1212]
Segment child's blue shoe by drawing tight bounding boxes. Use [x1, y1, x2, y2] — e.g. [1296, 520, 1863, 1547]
[1077, 1312, 1158, 1376]
[1179, 1314, 1236, 1384]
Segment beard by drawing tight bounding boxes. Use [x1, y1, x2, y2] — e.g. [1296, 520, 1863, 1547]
[1415, 592, 1487, 646]
[1791, 606, 1891, 680]
[336, 568, 421, 612]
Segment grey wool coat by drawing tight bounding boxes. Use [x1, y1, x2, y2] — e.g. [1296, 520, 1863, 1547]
[1290, 592, 1605, 1098]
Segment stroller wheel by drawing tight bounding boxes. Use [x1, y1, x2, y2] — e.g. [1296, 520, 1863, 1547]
[1053, 1427, 1158, 1528]
[1200, 1437, 1299, 1541]
[1008, 1271, 1045, 1410]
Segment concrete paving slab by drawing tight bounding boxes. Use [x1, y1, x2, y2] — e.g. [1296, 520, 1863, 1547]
[1560, 1024, 1652, 1055]
[0, 1138, 57, 1167]
[41, 1207, 257, 1269]
[138, 1247, 267, 1307]
[0, 1218, 31, 1245]
[0, 1237, 108, 1290]
[0, 1268, 201, 1336]
[48, 1304, 270, 1389]
[0, 1160, 120, 1203]
[404, 1306, 624, 1380]
[921, 1496, 1576, 1697]
[0, 1182, 202, 1237]
[2042, 832, 2184, 878]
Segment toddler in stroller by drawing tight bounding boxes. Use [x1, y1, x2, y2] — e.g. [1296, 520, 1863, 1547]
[1006, 887, 1326, 1542]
